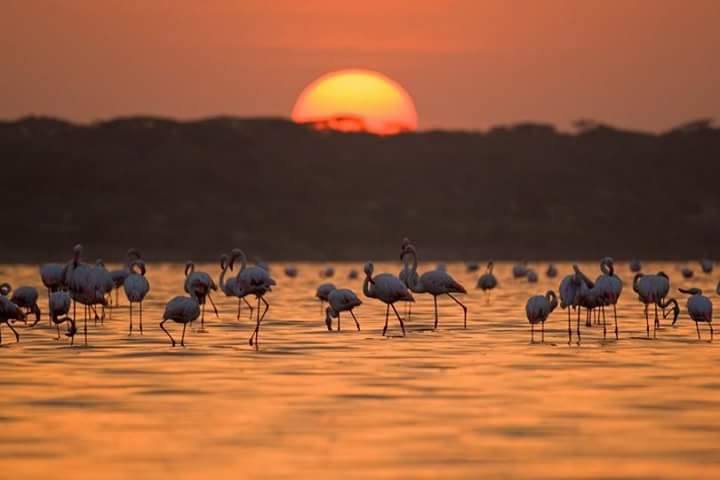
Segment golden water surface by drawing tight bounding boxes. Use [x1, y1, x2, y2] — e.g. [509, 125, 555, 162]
[0, 262, 718, 479]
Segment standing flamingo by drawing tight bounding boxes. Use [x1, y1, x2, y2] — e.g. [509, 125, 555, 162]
[231, 248, 277, 349]
[512, 262, 529, 278]
[681, 267, 694, 279]
[546, 264, 558, 278]
[401, 244, 468, 329]
[594, 257, 623, 339]
[219, 253, 254, 320]
[284, 265, 299, 278]
[62, 244, 108, 344]
[362, 262, 413, 336]
[40, 262, 65, 298]
[399, 240, 419, 321]
[700, 258, 713, 274]
[124, 259, 150, 335]
[184, 261, 218, 330]
[629, 259, 642, 273]
[109, 248, 142, 310]
[476, 261, 498, 296]
[633, 273, 679, 338]
[161, 292, 200, 347]
[527, 270, 539, 283]
[526, 290, 558, 343]
[558, 265, 593, 343]
[678, 287, 713, 340]
[325, 288, 362, 331]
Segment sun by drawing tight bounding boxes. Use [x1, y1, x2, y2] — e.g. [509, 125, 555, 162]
[291, 69, 418, 135]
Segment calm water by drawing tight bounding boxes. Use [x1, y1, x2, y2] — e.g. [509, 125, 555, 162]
[0, 262, 719, 479]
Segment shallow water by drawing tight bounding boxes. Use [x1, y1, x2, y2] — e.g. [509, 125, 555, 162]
[0, 261, 719, 479]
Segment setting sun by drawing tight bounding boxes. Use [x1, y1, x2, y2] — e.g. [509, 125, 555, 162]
[291, 69, 418, 135]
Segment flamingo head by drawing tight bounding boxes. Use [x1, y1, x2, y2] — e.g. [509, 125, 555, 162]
[130, 259, 146, 276]
[679, 287, 702, 296]
[220, 254, 229, 270]
[363, 262, 374, 280]
[127, 248, 142, 260]
[0, 283, 12, 296]
[184, 261, 194, 277]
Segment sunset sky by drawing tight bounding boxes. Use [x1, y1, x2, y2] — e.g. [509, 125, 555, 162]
[3, 0, 719, 131]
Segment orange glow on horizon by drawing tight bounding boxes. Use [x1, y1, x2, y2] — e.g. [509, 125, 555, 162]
[291, 69, 418, 135]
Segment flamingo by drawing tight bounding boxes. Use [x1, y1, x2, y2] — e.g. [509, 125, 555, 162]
[633, 273, 679, 338]
[559, 265, 593, 343]
[161, 292, 200, 347]
[40, 262, 65, 295]
[315, 283, 336, 314]
[48, 291, 76, 343]
[512, 262, 529, 279]
[526, 290, 558, 343]
[284, 265, 298, 278]
[93, 259, 114, 323]
[401, 244, 468, 329]
[362, 262, 413, 336]
[594, 257, 623, 339]
[700, 258, 713, 274]
[62, 244, 108, 344]
[348, 269, 359, 280]
[527, 270, 539, 283]
[678, 288, 713, 340]
[9, 286, 41, 326]
[124, 259, 150, 335]
[231, 248, 277, 349]
[681, 267, 694, 279]
[546, 264, 558, 278]
[465, 261, 480, 273]
[325, 288, 362, 331]
[399, 242, 419, 320]
[319, 266, 335, 278]
[0, 296, 25, 344]
[476, 261, 498, 296]
[219, 253, 254, 320]
[109, 248, 142, 309]
[184, 261, 218, 330]
[629, 258, 642, 273]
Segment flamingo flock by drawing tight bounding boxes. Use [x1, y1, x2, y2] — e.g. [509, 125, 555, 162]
[0, 242, 716, 349]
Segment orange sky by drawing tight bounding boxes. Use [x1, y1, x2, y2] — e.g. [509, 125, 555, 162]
[2, 0, 719, 131]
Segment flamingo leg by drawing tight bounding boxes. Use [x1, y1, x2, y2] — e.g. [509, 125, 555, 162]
[390, 303, 406, 337]
[567, 308, 572, 344]
[237, 297, 242, 320]
[350, 310, 361, 331]
[249, 296, 270, 350]
[602, 305, 607, 339]
[207, 293, 219, 318]
[0, 324, 3, 344]
[541, 321, 545, 343]
[613, 303, 619, 339]
[433, 296, 439, 330]
[200, 300, 206, 329]
[128, 302, 133, 335]
[139, 302, 143, 335]
[382, 305, 390, 336]
[447, 293, 468, 328]
[7, 322, 19, 343]
[84, 304, 88, 345]
[408, 302, 412, 322]
[181, 323, 187, 347]
[160, 319, 175, 346]
[243, 297, 254, 319]
[696, 321, 701, 340]
[337, 312, 341, 332]
[644, 304, 650, 337]
[653, 304, 658, 339]
[531, 323, 534, 343]
[48, 288, 53, 327]
[576, 308, 581, 344]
